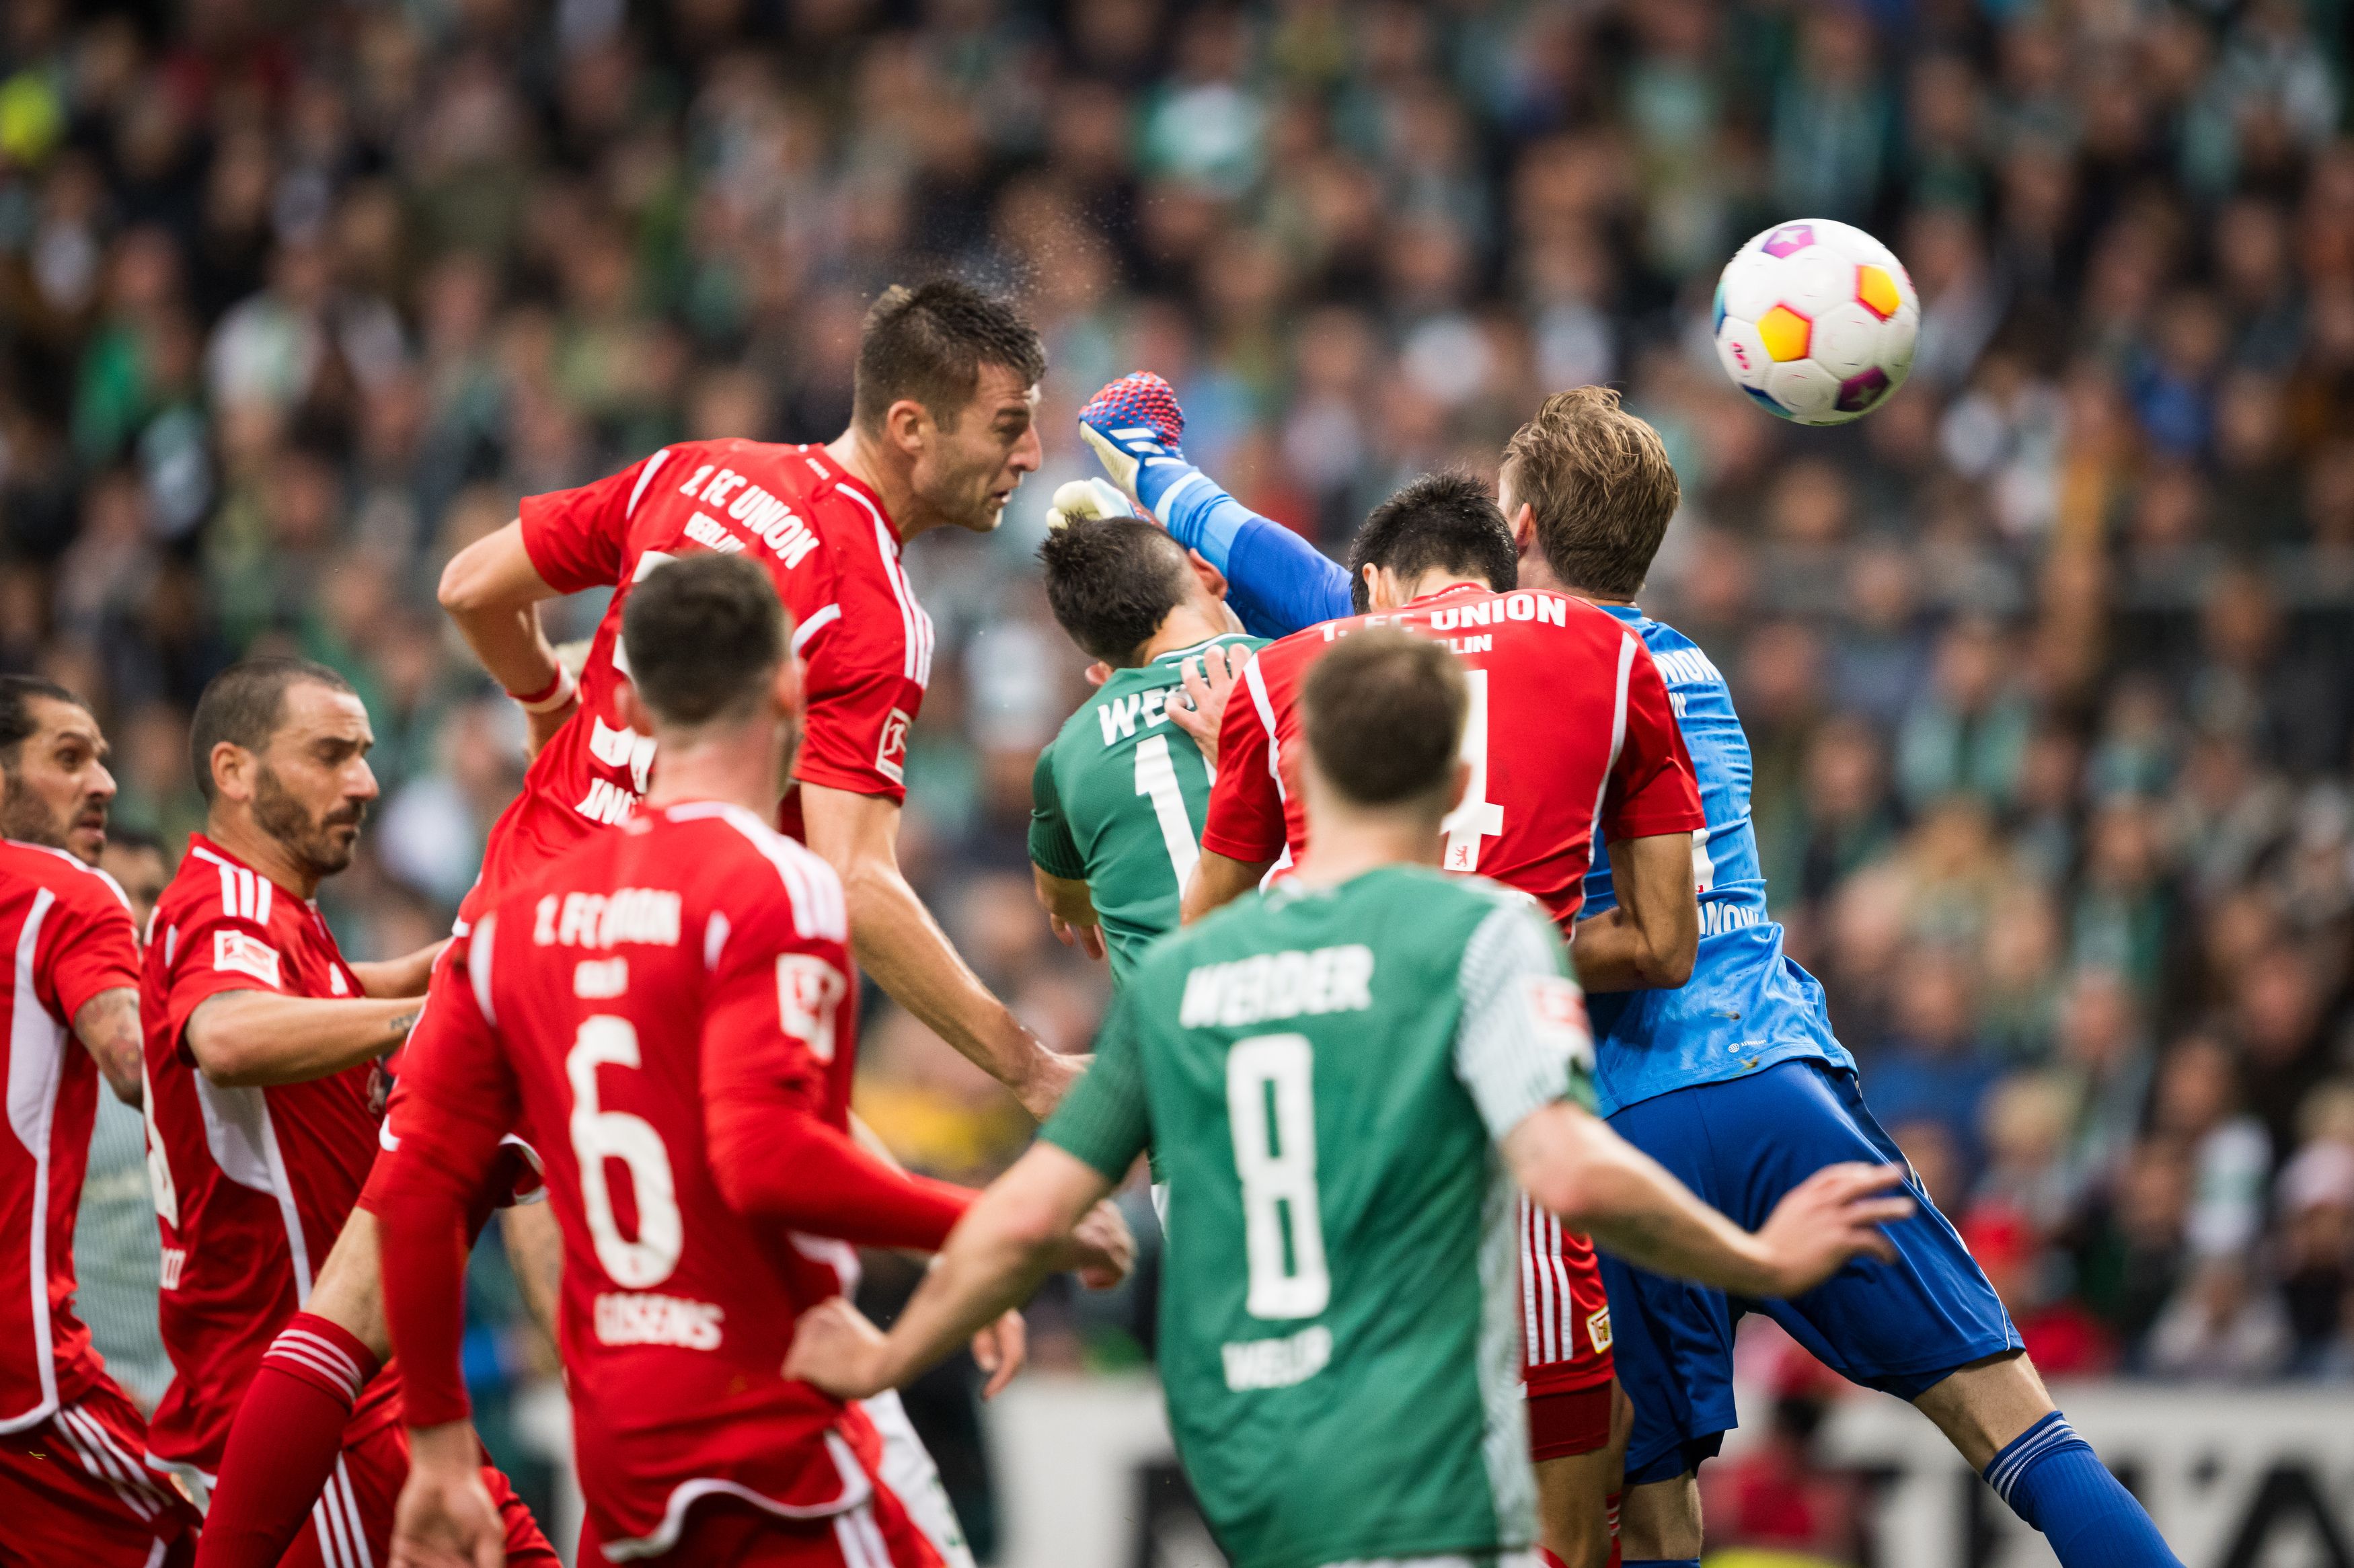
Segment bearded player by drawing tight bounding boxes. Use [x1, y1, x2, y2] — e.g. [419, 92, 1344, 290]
[0, 676, 202, 1565]
[782, 628, 1907, 1568]
[1085, 381, 2189, 1568]
[197, 281, 1066, 1568]
[378, 554, 1130, 1567]
[139, 659, 558, 1565]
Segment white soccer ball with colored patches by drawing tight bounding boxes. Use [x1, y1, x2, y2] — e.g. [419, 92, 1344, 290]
[1712, 219, 1919, 426]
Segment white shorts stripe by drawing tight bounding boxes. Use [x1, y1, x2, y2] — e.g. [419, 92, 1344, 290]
[57, 1409, 158, 1520]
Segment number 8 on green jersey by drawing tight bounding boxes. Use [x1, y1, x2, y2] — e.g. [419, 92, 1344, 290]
[1042, 864, 1597, 1568]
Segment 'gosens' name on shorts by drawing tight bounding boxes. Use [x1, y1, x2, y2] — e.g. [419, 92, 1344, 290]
[1178, 944, 1375, 1027]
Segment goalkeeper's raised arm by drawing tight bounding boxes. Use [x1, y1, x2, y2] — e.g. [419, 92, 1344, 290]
[1077, 373, 1351, 637]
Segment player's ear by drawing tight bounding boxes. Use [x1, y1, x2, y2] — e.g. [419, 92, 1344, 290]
[1445, 757, 1472, 816]
[612, 678, 650, 736]
[884, 397, 930, 458]
[1508, 502, 1540, 559]
[1186, 548, 1230, 603]
[772, 656, 804, 722]
[208, 742, 252, 804]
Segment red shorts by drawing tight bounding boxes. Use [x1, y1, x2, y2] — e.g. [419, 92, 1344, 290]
[0, 1380, 200, 1567]
[625, 1485, 946, 1568]
[1521, 1198, 1614, 1395]
[276, 1419, 558, 1568]
[1526, 1382, 1614, 1462]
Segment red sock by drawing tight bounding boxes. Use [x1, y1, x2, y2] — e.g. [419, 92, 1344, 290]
[1606, 1489, 1622, 1568]
[192, 1313, 379, 1568]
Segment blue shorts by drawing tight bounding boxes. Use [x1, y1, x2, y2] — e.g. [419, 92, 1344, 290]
[1600, 1058, 2022, 1487]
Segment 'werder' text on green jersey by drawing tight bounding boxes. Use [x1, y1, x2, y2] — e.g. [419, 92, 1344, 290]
[1042, 865, 1597, 1568]
[1029, 633, 1267, 983]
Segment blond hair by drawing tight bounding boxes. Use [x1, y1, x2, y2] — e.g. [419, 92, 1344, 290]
[1501, 387, 1680, 598]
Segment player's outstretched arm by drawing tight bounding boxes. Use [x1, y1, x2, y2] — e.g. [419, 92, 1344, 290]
[784, 1142, 1131, 1401]
[347, 938, 450, 1000]
[1182, 849, 1271, 923]
[436, 520, 577, 752]
[1078, 374, 1350, 637]
[1567, 831, 1699, 992]
[184, 990, 420, 1087]
[802, 783, 1080, 1117]
[1507, 1101, 1913, 1299]
[71, 986, 145, 1105]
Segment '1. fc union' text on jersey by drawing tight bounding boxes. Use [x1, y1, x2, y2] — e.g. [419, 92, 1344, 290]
[1578, 605, 1852, 1115]
[386, 803, 897, 1559]
[1045, 866, 1597, 1568]
[1201, 584, 1706, 933]
[1030, 632, 1268, 985]
[468, 438, 934, 927]
[0, 841, 140, 1431]
[140, 834, 396, 1477]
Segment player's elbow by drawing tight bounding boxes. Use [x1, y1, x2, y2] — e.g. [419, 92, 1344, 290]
[103, 1062, 143, 1107]
[187, 1034, 268, 1088]
[990, 1187, 1076, 1261]
[1509, 1106, 1619, 1232]
[436, 527, 525, 617]
[1650, 933, 1696, 989]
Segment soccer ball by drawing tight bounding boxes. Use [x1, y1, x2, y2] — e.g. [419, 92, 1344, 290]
[1712, 220, 1919, 426]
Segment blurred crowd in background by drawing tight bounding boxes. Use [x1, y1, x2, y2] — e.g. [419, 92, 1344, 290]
[5, 0, 2354, 1556]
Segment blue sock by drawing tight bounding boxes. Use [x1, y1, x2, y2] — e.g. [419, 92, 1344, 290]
[1983, 1412, 2185, 1567]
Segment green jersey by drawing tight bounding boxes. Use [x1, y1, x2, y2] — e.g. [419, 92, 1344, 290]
[1029, 632, 1268, 984]
[1043, 865, 1596, 1568]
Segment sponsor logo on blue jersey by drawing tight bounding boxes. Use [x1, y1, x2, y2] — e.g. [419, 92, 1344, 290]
[1582, 606, 1852, 1116]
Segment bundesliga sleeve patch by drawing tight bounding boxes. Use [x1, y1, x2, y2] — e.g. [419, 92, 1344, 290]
[1525, 974, 1593, 1066]
[213, 929, 283, 988]
[876, 707, 911, 784]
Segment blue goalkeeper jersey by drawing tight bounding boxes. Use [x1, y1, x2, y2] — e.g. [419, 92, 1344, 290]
[1155, 470, 1850, 1115]
[1576, 606, 1849, 1114]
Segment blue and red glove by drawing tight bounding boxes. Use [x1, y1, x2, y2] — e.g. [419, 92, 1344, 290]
[1076, 372, 1351, 636]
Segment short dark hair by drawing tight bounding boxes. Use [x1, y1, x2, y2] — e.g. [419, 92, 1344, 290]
[1503, 386, 1680, 598]
[853, 280, 1046, 433]
[622, 553, 787, 728]
[1301, 628, 1467, 808]
[189, 660, 356, 801]
[0, 676, 91, 769]
[1038, 519, 1196, 664]
[1346, 471, 1517, 614]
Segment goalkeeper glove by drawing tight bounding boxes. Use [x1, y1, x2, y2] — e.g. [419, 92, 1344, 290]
[1044, 477, 1141, 531]
[1077, 373, 1203, 522]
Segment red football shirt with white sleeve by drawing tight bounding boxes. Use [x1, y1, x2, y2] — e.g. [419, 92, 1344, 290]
[1200, 583, 1708, 1402]
[0, 840, 140, 1431]
[383, 801, 964, 1558]
[371, 438, 935, 1255]
[464, 438, 933, 929]
[140, 834, 393, 1477]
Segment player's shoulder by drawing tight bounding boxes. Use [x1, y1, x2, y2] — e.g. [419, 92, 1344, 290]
[644, 801, 848, 943]
[0, 838, 135, 918]
[1628, 612, 1728, 689]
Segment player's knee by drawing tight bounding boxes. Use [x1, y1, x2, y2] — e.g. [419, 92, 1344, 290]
[1617, 1475, 1702, 1559]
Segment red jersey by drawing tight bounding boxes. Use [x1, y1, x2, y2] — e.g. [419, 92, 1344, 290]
[1201, 584, 1706, 931]
[393, 803, 887, 1555]
[140, 834, 391, 1475]
[464, 439, 933, 925]
[0, 841, 139, 1432]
